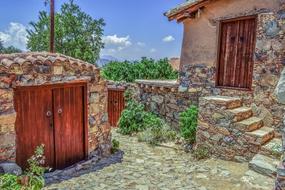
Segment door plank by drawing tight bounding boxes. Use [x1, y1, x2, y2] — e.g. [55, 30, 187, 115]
[15, 88, 55, 169]
[53, 85, 85, 169]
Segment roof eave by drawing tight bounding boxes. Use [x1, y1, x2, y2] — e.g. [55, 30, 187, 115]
[164, 0, 211, 22]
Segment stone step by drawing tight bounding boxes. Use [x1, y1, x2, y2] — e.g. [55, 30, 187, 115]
[246, 127, 275, 145]
[260, 138, 283, 159]
[227, 107, 253, 122]
[234, 117, 264, 132]
[202, 96, 242, 109]
[249, 154, 279, 178]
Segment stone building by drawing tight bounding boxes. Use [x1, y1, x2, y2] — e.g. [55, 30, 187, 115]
[0, 52, 111, 169]
[165, 0, 285, 178]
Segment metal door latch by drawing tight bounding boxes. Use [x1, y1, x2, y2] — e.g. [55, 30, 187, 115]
[46, 111, 52, 117]
[58, 108, 63, 114]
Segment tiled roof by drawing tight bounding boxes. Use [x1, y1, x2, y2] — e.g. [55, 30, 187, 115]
[0, 52, 98, 71]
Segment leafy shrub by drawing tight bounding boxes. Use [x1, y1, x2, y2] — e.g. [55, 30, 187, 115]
[118, 100, 147, 135]
[111, 139, 120, 154]
[193, 146, 210, 160]
[0, 174, 21, 190]
[143, 112, 164, 129]
[25, 144, 46, 189]
[179, 106, 198, 144]
[0, 145, 46, 190]
[101, 57, 178, 82]
[118, 95, 175, 138]
[138, 123, 177, 145]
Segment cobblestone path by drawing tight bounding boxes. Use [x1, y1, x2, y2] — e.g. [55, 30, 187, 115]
[45, 130, 274, 190]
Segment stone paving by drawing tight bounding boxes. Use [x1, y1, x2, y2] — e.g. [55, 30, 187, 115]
[45, 130, 274, 190]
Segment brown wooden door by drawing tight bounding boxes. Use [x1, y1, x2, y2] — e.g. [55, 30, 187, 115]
[108, 88, 125, 127]
[14, 82, 87, 170]
[217, 16, 257, 89]
[53, 85, 85, 169]
[15, 88, 55, 169]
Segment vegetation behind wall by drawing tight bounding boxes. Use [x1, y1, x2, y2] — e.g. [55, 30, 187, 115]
[102, 57, 178, 82]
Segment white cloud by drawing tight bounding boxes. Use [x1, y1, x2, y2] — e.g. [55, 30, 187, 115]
[162, 35, 175, 42]
[137, 42, 146, 47]
[150, 48, 157, 53]
[102, 35, 132, 50]
[0, 22, 28, 50]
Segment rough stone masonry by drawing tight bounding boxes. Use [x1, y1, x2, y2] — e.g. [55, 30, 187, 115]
[0, 52, 111, 162]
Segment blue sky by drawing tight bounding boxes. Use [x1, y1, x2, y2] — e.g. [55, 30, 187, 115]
[0, 0, 184, 60]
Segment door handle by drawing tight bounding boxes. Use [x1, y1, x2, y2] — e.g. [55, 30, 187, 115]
[46, 111, 52, 117]
[46, 111, 53, 128]
[58, 108, 63, 115]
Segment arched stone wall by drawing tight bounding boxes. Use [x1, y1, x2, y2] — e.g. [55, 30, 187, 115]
[0, 52, 111, 162]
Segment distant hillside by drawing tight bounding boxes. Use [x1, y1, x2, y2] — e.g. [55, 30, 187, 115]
[96, 55, 118, 67]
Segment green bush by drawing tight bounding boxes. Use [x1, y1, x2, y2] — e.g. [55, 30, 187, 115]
[118, 95, 175, 138]
[138, 123, 177, 145]
[179, 106, 198, 144]
[101, 57, 178, 82]
[111, 139, 120, 154]
[25, 144, 46, 189]
[0, 145, 46, 190]
[118, 100, 147, 135]
[0, 174, 21, 190]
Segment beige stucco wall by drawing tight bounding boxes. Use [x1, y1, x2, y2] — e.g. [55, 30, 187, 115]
[180, 0, 281, 68]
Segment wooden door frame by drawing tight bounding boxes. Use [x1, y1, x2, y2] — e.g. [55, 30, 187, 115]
[14, 80, 89, 165]
[215, 15, 257, 91]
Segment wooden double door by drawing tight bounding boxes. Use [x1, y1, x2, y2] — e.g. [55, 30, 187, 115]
[14, 82, 87, 169]
[217, 16, 257, 90]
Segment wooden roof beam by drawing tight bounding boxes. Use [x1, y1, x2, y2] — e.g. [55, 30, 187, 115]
[168, 0, 211, 22]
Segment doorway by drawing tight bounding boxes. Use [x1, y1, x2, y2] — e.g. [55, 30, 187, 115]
[14, 82, 88, 169]
[217, 16, 257, 90]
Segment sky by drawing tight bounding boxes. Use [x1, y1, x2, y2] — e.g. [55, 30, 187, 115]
[0, 0, 184, 60]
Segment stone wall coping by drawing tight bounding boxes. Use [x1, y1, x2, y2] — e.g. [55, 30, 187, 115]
[0, 52, 99, 72]
[135, 80, 179, 87]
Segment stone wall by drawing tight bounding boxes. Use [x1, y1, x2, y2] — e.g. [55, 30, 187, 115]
[0, 52, 111, 162]
[180, 9, 285, 134]
[136, 80, 198, 130]
[196, 97, 260, 162]
[107, 80, 198, 130]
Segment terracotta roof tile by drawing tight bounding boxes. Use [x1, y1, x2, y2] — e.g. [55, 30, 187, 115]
[0, 52, 98, 72]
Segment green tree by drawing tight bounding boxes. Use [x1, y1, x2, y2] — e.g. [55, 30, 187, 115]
[0, 40, 4, 52]
[101, 57, 178, 82]
[0, 39, 22, 54]
[27, 0, 105, 64]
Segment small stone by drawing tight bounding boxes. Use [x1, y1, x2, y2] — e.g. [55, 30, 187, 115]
[196, 173, 208, 179]
[136, 185, 149, 190]
[0, 162, 22, 176]
[151, 95, 164, 104]
[234, 156, 248, 163]
[210, 134, 223, 141]
[249, 154, 279, 177]
[178, 86, 188, 92]
[265, 20, 280, 38]
[136, 159, 144, 164]
[275, 68, 285, 104]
